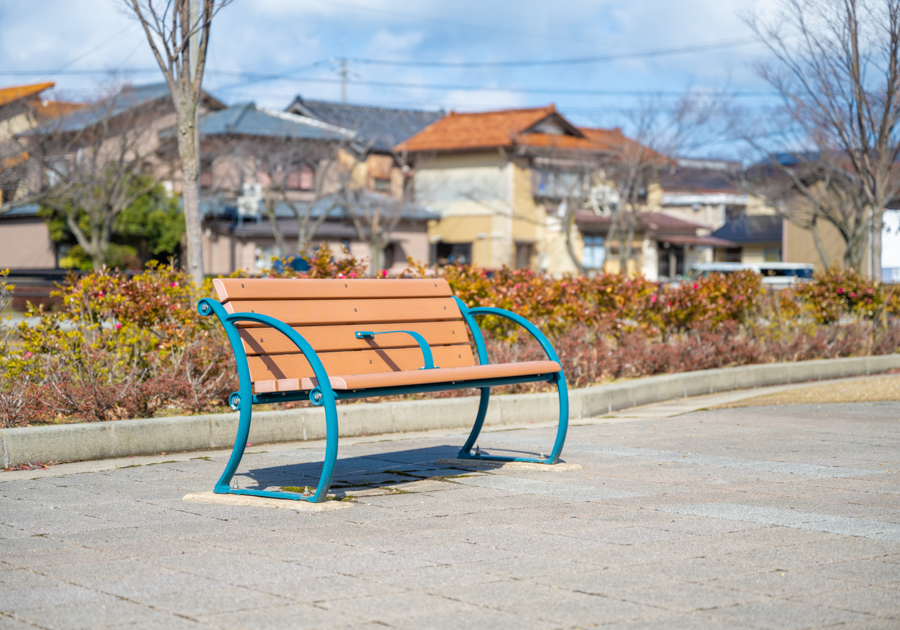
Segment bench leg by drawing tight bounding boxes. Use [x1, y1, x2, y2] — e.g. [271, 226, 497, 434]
[456, 372, 569, 464]
[457, 387, 491, 458]
[309, 394, 339, 503]
[214, 391, 252, 495]
[213, 391, 340, 503]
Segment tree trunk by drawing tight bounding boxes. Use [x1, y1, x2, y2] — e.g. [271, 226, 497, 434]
[176, 102, 205, 286]
[872, 207, 884, 281]
[264, 196, 287, 257]
[370, 240, 384, 277]
[809, 220, 831, 269]
[563, 207, 586, 274]
[619, 211, 637, 275]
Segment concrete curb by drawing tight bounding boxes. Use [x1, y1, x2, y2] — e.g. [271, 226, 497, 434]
[2, 355, 898, 467]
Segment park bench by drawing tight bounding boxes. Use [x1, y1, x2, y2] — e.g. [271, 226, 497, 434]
[198, 278, 568, 503]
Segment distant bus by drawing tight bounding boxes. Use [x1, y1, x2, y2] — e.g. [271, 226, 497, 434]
[689, 262, 815, 287]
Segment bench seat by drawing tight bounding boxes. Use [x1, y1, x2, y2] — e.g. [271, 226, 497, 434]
[254, 359, 563, 393]
[199, 277, 569, 503]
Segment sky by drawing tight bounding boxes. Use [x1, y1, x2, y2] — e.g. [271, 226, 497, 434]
[0, 0, 781, 152]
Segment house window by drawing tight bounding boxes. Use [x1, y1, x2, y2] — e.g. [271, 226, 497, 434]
[763, 247, 782, 262]
[515, 242, 534, 269]
[582, 236, 606, 269]
[373, 177, 391, 192]
[199, 159, 213, 189]
[436, 242, 471, 266]
[725, 247, 742, 263]
[286, 164, 313, 191]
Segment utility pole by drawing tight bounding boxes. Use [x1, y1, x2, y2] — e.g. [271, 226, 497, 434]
[340, 56, 347, 104]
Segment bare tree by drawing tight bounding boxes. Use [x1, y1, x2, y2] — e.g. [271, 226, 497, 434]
[745, 148, 871, 269]
[539, 91, 721, 275]
[744, 0, 900, 277]
[120, 0, 232, 285]
[233, 134, 349, 258]
[602, 92, 722, 273]
[343, 187, 406, 276]
[25, 94, 161, 270]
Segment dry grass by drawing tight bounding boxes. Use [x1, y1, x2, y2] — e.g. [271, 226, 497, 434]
[714, 374, 900, 408]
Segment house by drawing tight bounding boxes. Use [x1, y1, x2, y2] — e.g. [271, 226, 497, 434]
[659, 158, 747, 231]
[396, 104, 724, 276]
[576, 211, 734, 279]
[0, 82, 85, 271]
[286, 97, 443, 197]
[1, 81, 83, 206]
[200, 194, 436, 276]
[396, 105, 628, 273]
[160, 102, 437, 275]
[0, 83, 225, 272]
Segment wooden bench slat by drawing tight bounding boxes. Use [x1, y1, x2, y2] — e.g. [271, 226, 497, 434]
[213, 278, 451, 302]
[224, 297, 461, 327]
[238, 321, 468, 356]
[248, 344, 476, 385]
[252, 360, 562, 393]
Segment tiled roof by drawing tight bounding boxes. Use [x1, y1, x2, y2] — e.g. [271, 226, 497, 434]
[0, 82, 54, 108]
[202, 191, 438, 222]
[32, 101, 85, 119]
[576, 210, 709, 232]
[711, 215, 783, 243]
[659, 165, 742, 193]
[287, 97, 444, 153]
[160, 103, 355, 141]
[395, 106, 645, 155]
[397, 105, 604, 153]
[25, 83, 224, 135]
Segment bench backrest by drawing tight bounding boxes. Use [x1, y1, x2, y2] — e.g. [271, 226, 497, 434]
[212, 278, 476, 393]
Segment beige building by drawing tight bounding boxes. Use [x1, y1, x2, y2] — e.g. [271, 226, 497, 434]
[397, 105, 646, 274]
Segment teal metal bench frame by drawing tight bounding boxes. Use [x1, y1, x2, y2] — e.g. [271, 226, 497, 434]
[198, 295, 568, 503]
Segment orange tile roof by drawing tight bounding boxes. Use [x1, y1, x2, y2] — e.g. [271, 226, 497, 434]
[33, 100, 85, 119]
[397, 105, 618, 153]
[0, 82, 55, 108]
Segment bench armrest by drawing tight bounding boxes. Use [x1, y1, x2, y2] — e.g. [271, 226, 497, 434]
[198, 298, 335, 404]
[460, 302, 562, 367]
[355, 330, 437, 370]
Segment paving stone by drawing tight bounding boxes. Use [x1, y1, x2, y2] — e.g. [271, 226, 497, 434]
[9, 600, 175, 630]
[0, 584, 117, 613]
[796, 558, 900, 584]
[317, 591, 479, 621]
[144, 584, 292, 617]
[701, 599, 872, 628]
[620, 582, 768, 612]
[0, 570, 60, 590]
[197, 603, 363, 629]
[790, 584, 900, 618]
[708, 570, 856, 597]
[254, 574, 406, 603]
[34, 559, 174, 584]
[0, 615, 43, 630]
[391, 607, 560, 630]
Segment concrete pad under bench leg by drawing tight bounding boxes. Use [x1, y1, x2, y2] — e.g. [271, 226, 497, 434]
[183, 491, 352, 511]
[435, 458, 581, 471]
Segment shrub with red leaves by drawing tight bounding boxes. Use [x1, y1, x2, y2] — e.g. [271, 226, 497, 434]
[2, 255, 898, 427]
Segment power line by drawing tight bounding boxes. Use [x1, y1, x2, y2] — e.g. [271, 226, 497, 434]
[349, 37, 760, 68]
[0, 67, 778, 97]
[212, 74, 776, 98]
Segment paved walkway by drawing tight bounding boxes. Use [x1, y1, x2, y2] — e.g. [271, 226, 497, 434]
[1, 397, 899, 629]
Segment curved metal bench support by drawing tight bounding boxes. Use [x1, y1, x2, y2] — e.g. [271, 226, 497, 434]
[454, 297, 569, 464]
[198, 298, 338, 503]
